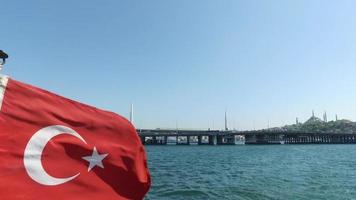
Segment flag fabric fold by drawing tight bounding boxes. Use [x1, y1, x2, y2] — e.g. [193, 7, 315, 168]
[0, 75, 151, 200]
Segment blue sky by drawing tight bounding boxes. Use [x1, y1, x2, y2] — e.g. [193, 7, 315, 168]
[2, 0, 356, 130]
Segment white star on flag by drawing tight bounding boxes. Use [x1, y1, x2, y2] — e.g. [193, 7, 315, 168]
[82, 147, 108, 172]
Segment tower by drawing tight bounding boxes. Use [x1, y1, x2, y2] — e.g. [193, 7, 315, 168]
[323, 111, 327, 122]
[296, 117, 299, 124]
[224, 110, 228, 131]
[130, 103, 134, 124]
[312, 110, 315, 118]
[335, 114, 338, 121]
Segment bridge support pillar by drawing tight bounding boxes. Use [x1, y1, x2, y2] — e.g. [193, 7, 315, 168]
[198, 136, 202, 145]
[209, 135, 217, 145]
[163, 136, 167, 144]
[217, 135, 223, 145]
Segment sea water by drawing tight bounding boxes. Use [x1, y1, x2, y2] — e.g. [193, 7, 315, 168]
[145, 145, 356, 199]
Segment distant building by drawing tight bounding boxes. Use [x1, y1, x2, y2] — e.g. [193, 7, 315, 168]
[305, 111, 323, 124]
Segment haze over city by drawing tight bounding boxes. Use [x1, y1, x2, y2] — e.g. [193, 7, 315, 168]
[2, 1, 356, 130]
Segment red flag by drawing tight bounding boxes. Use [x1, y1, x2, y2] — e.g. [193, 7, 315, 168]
[0, 75, 151, 200]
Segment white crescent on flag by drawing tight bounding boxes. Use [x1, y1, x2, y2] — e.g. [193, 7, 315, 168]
[23, 125, 87, 186]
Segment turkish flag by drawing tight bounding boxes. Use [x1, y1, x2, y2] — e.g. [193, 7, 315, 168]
[0, 75, 151, 200]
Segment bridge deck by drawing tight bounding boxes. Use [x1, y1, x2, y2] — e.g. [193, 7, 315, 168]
[137, 129, 356, 137]
[137, 129, 356, 145]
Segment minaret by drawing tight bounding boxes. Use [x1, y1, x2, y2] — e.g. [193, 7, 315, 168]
[130, 103, 134, 124]
[323, 111, 327, 122]
[335, 114, 338, 121]
[296, 117, 299, 124]
[312, 110, 315, 118]
[224, 110, 228, 131]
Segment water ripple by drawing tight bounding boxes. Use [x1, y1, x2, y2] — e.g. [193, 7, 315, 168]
[145, 145, 356, 199]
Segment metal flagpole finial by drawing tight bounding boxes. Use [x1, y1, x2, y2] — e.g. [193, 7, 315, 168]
[0, 50, 9, 71]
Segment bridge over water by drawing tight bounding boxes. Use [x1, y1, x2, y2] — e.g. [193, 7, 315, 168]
[137, 129, 356, 145]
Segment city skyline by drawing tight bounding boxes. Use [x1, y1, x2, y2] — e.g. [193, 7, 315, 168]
[129, 104, 344, 130]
